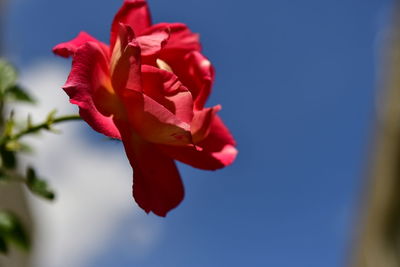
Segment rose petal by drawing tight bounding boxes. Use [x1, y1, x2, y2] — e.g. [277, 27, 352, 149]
[167, 51, 214, 110]
[141, 65, 194, 124]
[110, 0, 151, 49]
[116, 120, 184, 217]
[63, 41, 121, 139]
[121, 89, 192, 145]
[136, 29, 169, 62]
[200, 115, 236, 148]
[191, 105, 221, 143]
[53, 32, 109, 58]
[110, 24, 142, 94]
[142, 23, 201, 53]
[108, 29, 193, 145]
[158, 115, 237, 170]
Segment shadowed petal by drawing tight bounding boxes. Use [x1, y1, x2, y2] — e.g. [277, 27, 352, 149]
[167, 51, 214, 110]
[116, 120, 184, 217]
[141, 65, 194, 124]
[63, 41, 121, 139]
[191, 105, 221, 143]
[158, 115, 237, 170]
[121, 89, 192, 145]
[110, 24, 142, 94]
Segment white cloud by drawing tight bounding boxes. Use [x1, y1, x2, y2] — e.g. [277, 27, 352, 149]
[16, 60, 163, 267]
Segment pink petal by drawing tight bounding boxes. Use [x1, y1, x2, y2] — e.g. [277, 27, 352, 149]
[168, 51, 214, 110]
[110, 24, 142, 94]
[191, 105, 221, 143]
[121, 88, 192, 145]
[63, 41, 121, 139]
[53, 32, 108, 58]
[116, 120, 184, 217]
[108, 26, 192, 145]
[110, 0, 151, 49]
[142, 23, 201, 53]
[141, 65, 194, 124]
[136, 29, 169, 61]
[158, 115, 237, 170]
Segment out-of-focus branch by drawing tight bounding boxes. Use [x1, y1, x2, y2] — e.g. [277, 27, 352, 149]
[10, 114, 81, 141]
[352, 2, 400, 267]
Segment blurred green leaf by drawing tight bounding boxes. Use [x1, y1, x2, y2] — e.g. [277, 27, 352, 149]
[0, 59, 17, 94]
[5, 140, 22, 152]
[4, 140, 32, 153]
[0, 236, 7, 253]
[26, 167, 55, 200]
[5, 85, 35, 103]
[18, 143, 33, 154]
[5, 141, 32, 155]
[0, 211, 30, 251]
[0, 149, 16, 169]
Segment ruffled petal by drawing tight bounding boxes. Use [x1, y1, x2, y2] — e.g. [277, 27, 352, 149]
[110, 24, 142, 94]
[110, 0, 151, 49]
[191, 105, 221, 143]
[116, 120, 184, 217]
[158, 115, 237, 170]
[53, 32, 108, 58]
[141, 65, 193, 124]
[63, 41, 121, 139]
[142, 23, 201, 54]
[137, 29, 169, 64]
[167, 51, 214, 110]
[109, 26, 192, 145]
[121, 89, 192, 145]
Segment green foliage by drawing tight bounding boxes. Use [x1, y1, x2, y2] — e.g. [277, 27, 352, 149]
[1, 149, 16, 169]
[0, 58, 81, 255]
[0, 236, 7, 253]
[0, 211, 30, 253]
[26, 167, 55, 200]
[5, 140, 32, 153]
[0, 59, 55, 255]
[6, 85, 35, 103]
[0, 60, 34, 104]
[0, 60, 17, 95]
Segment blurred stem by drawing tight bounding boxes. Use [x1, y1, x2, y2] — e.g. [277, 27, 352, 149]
[352, 2, 400, 267]
[10, 114, 81, 140]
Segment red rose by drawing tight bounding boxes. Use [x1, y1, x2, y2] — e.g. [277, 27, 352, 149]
[53, 0, 237, 216]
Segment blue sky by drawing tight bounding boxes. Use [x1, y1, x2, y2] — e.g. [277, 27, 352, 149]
[3, 0, 394, 266]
